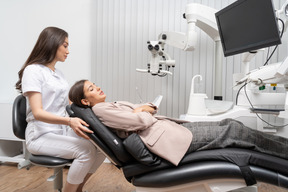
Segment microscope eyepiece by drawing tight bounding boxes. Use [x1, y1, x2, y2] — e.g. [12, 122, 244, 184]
[154, 44, 160, 51]
[148, 44, 153, 50]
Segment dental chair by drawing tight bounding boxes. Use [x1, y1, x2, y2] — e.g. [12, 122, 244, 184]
[12, 95, 73, 192]
[67, 103, 288, 192]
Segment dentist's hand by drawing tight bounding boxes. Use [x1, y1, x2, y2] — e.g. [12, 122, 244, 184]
[69, 117, 93, 139]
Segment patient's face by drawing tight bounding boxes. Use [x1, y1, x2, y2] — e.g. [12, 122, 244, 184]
[82, 81, 106, 106]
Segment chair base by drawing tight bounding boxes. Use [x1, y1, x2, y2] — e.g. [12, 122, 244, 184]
[29, 154, 72, 192]
[47, 167, 64, 191]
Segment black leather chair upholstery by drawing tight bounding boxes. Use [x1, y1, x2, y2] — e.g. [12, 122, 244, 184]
[67, 103, 288, 191]
[12, 95, 73, 192]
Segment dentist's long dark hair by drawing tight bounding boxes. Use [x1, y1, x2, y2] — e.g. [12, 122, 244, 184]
[15, 26, 68, 92]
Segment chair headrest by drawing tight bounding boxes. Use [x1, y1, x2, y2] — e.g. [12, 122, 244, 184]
[12, 95, 27, 140]
[66, 105, 75, 117]
[68, 104, 133, 164]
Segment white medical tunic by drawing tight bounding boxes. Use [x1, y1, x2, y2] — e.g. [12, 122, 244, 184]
[22, 64, 69, 140]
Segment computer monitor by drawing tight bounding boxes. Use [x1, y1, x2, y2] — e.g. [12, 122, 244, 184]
[215, 0, 281, 57]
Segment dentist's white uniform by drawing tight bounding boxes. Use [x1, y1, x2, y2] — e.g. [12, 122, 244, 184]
[22, 64, 105, 184]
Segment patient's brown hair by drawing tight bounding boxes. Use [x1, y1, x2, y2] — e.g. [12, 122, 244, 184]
[69, 79, 89, 108]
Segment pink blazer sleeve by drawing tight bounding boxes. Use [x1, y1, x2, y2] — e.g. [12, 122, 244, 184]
[92, 101, 158, 132]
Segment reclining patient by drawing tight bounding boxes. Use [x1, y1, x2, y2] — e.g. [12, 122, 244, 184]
[69, 80, 288, 166]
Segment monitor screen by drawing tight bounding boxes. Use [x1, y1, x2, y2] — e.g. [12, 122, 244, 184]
[215, 0, 281, 57]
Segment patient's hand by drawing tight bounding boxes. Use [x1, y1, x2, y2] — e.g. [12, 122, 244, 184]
[70, 117, 93, 139]
[133, 105, 155, 114]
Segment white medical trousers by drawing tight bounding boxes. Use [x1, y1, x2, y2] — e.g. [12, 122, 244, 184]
[25, 125, 106, 185]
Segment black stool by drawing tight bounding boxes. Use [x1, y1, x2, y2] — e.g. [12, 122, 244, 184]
[12, 95, 73, 192]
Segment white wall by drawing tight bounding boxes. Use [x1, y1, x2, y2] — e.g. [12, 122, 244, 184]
[0, 0, 93, 103]
[0, 0, 93, 142]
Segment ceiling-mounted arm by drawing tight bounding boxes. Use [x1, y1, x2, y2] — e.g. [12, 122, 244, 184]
[276, 0, 288, 32]
[185, 3, 219, 42]
[136, 3, 219, 77]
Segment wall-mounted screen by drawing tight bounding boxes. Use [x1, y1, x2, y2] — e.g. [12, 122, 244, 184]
[215, 0, 281, 57]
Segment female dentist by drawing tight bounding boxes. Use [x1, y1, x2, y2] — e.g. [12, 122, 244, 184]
[15, 27, 105, 192]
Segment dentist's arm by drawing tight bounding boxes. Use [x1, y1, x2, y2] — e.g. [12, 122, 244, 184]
[26, 91, 92, 139]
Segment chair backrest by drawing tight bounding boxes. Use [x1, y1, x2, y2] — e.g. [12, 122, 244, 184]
[66, 104, 134, 166]
[12, 95, 27, 140]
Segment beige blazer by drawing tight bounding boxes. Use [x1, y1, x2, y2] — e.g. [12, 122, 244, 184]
[92, 101, 193, 166]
